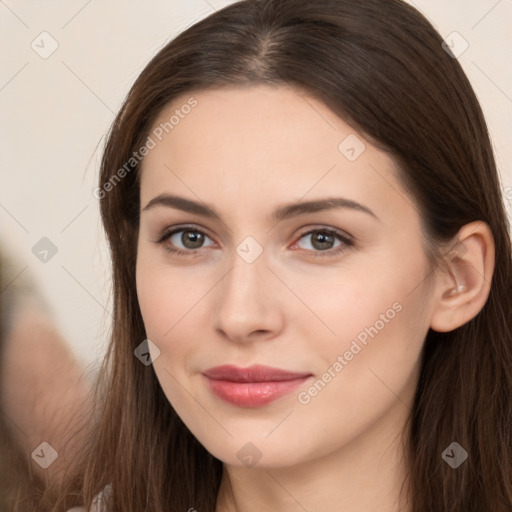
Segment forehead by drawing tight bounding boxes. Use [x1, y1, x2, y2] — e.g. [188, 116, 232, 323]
[139, 85, 413, 224]
[146, 85, 350, 168]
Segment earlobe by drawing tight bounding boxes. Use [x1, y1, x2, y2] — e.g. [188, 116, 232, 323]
[430, 221, 495, 333]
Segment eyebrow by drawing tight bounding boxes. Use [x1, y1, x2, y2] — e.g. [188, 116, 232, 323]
[142, 193, 378, 223]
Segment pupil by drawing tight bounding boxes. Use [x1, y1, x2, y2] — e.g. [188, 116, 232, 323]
[183, 231, 204, 249]
[313, 232, 334, 250]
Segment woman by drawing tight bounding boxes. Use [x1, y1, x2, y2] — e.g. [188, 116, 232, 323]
[56, 0, 512, 510]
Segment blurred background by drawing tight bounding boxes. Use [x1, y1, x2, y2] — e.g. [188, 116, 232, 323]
[1, 0, 511, 371]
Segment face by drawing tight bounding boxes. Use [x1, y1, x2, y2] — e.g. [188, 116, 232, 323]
[136, 85, 437, 469]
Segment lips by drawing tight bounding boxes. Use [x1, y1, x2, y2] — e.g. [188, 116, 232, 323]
[203, 364, 311, 382]
[202, 365, 312, 407]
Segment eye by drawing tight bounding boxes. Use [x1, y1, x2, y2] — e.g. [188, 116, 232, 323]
[292, 228, 353, 256]
[156, 226, 215, 254]
[154, 225, 353, 257]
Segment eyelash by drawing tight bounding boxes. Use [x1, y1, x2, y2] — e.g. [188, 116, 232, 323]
[154, 225, 354, 258]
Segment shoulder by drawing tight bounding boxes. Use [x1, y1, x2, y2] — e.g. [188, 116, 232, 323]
[66, 484, 113, 512]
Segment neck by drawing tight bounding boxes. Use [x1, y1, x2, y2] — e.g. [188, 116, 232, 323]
[216, 397, 412, 512]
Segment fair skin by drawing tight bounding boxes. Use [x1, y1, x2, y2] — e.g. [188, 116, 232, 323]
[136, 85, 494, 512]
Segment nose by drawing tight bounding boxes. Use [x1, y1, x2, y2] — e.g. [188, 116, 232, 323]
[213, 250, 285, 344]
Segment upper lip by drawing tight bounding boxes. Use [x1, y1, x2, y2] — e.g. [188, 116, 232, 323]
[203, 365, 312, 383]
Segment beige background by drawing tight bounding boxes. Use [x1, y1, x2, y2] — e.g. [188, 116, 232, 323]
[1, 0, 511, 369]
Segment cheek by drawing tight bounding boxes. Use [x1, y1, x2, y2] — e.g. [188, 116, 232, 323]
[286, 249, 429, 357]
[136, 255, 202, 407]
[136, 246, 208, 341]
[299, 264, 431, 417]
[294, 248, 432, 409]
[284, 292, 429, 469]
[136, 260, 170, 339]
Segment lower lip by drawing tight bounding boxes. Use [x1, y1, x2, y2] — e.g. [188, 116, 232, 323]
[204, 376, 310, 407]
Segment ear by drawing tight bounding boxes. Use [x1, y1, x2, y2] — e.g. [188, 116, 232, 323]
[430, 221, 495, 333]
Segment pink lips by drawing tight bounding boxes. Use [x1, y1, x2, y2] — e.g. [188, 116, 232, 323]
[203, 365, 312, 408]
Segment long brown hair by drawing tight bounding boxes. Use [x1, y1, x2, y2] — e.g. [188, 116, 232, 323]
[55, 0, 512, 510]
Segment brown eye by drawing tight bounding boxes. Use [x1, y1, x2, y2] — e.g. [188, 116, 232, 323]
[292, 228, 354, 258]
[180, 230, 205, 249]
[297, 230, 343, 251]
[157, 227, 215, 253]
[310, 232, 336, 250]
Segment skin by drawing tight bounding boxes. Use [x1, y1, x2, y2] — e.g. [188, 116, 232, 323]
[136, 85, 494, 512]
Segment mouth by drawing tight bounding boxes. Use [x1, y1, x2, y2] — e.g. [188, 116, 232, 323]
[202, 365, 313, 407]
